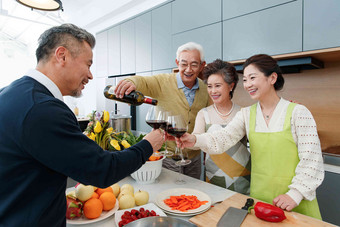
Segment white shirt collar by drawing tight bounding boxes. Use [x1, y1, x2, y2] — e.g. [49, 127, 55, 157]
[26, 69, 64, 102]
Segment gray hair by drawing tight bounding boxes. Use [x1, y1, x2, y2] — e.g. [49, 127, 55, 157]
[36, 23, 95, 62]
[176, 42, 205, 62]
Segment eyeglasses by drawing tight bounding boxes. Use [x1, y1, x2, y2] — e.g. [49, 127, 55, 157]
[179, 62, 201, 70]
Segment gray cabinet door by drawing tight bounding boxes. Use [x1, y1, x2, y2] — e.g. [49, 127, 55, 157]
[108, 26, 121, 76]
[135, 71, 152, 133]
[136, 12, 152, 73]
[152, 3, 174, 71]
[121, 19, 135, 74]
[304, 0, 340, 51]
[172, 0, 221, 34]
[96, 31, 108, 78]
[223, 0, 294, 20]
[223, 0, 302, 61]
[172, 22, 222, 64]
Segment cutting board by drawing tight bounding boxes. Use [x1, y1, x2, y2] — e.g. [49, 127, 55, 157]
[189, 193, 336, 227]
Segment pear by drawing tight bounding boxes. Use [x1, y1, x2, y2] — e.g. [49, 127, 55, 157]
[75, 184, 94, 202]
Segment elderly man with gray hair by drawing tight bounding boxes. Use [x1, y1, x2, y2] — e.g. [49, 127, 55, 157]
[115, 42, 210, 179]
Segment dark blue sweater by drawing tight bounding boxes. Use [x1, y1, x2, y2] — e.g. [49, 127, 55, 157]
[0, 76, 153, 226]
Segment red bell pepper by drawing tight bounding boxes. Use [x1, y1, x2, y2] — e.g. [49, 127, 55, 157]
[250, 202, 286, 222]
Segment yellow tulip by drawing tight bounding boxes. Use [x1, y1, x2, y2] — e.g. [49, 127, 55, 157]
[110, 139, 121, 150]
[103, 110, 110, 123]
[121, 140, 131, 148]
[88, 132, 96, 141]
[106, 127, 113, 134]
[94, 121, 102, 133]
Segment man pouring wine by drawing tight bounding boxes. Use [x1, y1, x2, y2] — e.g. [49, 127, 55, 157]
[114, 42, 210, 179]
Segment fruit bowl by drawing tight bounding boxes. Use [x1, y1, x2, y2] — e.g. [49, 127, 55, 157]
[130, 156, 166, 184]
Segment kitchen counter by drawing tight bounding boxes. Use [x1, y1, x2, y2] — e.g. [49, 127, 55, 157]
[67, 168, 235, 227]
[67, 168, 336, 227]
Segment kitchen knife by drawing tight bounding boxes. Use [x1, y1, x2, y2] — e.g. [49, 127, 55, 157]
[216, 198, 254, 227]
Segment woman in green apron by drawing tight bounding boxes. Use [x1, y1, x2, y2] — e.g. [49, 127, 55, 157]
[192, 59, 251, 195]
[178, 54, 324, 219]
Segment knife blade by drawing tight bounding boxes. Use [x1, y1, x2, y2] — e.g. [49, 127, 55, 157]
[216, 198, 254, 227]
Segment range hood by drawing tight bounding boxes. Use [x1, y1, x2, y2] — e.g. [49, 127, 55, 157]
[234, 56, 324, 74]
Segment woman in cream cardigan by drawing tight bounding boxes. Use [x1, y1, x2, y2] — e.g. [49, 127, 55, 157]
[178, 54, 324, 219]
[192, 59, 250, 194]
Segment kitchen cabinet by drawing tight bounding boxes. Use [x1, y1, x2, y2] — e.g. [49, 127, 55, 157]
[95, 77, 106, 112]
[223, 0, 302, 61]
[172, 22, 222, 64]
[135, 72, 152, 133]
[95, 31, 108, 78]
[172, 0, 221, 34]
[223, 0, 294, 20]
[152, 3, 174, 71]
[108, 26, 121, 76]
[121, 19, 135, 74]
[135, 12, 152, 73]
[304, 0, 340, 51]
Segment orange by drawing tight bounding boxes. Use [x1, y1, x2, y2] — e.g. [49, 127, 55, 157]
[83, 198, 103, 219]
[99, 192, 116, 211]
[91, 191, 99, 199]
[96, 187, 113, 197]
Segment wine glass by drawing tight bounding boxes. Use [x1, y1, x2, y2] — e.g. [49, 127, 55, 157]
[145, 106, 167, 156]
[167, 115, 191, 184]
[158, 111, 173, 157]
[173, 147, 190, 184]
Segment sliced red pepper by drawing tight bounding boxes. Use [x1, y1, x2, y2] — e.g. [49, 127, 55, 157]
[249, 202, 286, 222]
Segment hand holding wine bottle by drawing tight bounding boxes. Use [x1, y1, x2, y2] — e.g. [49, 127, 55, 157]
[103, 85, 157, 106]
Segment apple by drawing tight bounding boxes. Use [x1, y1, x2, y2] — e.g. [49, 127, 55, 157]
[119, 194, 135, 209]
[75, 184, 94, 202]
[134, 190, 149, 206]
[111, 183, 120, 197]
[118, 189, 134, 200]
[120, 184, 134, 194]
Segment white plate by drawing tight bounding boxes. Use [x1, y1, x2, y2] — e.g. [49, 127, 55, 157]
[66, 200, 119, 225]
[155, 188, 211, 215]
[161, 205, 211, 217]
[114, 203, 167, 227]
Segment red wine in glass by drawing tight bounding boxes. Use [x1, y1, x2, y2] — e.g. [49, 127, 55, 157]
[167, 127, 187, 138]
[146, 120, 167, 129]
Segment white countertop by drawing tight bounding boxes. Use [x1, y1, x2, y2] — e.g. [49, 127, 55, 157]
[67, 168, 235, 227]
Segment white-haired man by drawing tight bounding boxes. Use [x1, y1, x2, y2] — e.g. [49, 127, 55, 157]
[115, 42, 210, 179]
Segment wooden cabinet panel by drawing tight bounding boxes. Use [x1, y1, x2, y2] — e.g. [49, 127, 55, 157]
[136, 12, 152, 73]
[172, 0, 221, 34]
[223, 0, 294, 20]
[152, 3, 174, 71]
[121, 19, 135, 74]
[304, 0, 340, 51]
[223, 0, 302, 61]
[172, 22, 222, 64]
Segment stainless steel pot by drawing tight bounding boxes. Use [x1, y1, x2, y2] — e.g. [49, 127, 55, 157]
[124, 216, 197, 227]
[110, 114, 131, 132]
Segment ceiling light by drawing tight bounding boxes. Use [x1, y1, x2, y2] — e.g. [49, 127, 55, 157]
[16, 0, 63, 11]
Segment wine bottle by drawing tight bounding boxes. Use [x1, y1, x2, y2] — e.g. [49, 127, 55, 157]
[103, 85, 158, 106]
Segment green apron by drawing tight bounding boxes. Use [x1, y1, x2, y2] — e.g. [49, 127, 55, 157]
[248, 103, 321, 219]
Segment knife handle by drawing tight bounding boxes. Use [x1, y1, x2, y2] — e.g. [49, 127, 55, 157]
[241, 198, 254, 210]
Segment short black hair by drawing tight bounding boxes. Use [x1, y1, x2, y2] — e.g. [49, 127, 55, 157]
[36, 23, 95, 63]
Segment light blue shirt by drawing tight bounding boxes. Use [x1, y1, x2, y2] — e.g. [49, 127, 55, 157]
[176, 73, 199, 107]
